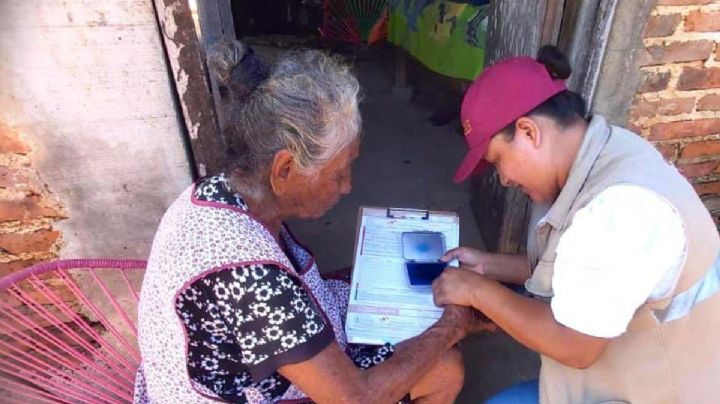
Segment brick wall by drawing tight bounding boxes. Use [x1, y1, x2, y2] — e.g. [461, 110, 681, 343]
[629, 0, 720, 224]
[0, 121, 66, 279]
[0, 3, 192, 382]
[0, 1, 192, 260]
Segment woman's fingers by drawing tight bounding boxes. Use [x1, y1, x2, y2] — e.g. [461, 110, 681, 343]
[441, 247, 470, 263]
[432, 269, 463, 307]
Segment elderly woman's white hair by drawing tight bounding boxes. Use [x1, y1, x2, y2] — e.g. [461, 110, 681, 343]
[207, 40, 362, 199]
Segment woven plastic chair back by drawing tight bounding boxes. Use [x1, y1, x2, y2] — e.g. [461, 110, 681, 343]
[0, 259, 147, 404]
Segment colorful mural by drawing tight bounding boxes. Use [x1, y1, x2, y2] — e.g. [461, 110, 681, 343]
[388, 0, 489, 80]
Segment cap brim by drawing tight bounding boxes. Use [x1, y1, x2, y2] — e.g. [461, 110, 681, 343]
[453, 142, 491, 183]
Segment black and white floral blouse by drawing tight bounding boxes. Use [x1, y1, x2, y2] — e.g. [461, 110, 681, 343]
[175, 174, 398, 403]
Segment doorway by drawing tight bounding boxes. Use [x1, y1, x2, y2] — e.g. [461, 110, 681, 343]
[154, 0, 620, 400]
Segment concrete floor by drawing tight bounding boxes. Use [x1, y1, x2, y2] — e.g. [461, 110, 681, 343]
[288, 48, 539, 402]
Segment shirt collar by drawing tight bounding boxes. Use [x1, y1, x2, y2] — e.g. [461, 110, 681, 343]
[543, 115, 612, 229]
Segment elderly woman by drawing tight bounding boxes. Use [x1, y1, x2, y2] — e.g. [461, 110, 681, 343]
[134, 41, 488, 404]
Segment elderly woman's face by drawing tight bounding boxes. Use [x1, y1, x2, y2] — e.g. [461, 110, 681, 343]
[278, 138, 360, 219]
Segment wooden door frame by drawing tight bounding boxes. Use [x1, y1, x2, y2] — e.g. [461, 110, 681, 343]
[152, 0, 235, 177]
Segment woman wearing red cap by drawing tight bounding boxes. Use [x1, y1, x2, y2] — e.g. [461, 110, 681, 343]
[432, 46, 720, 404]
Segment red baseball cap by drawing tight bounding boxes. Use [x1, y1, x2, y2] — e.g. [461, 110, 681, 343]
[453, 56, 567, 183]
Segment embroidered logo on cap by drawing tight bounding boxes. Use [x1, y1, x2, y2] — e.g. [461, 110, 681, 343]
[463, 119, 472, 136]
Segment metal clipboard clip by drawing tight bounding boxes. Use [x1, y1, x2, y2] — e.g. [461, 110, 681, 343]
[386, 208, 430, 220]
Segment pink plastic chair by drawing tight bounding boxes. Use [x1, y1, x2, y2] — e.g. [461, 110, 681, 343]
[0, 259, 147, 403]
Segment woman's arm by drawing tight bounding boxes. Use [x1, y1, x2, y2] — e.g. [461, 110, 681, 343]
[433, 268, 610, 369]
[279, 305, 488, 404]
[468, 277, 609, 368]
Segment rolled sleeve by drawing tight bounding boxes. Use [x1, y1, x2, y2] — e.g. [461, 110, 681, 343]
[176, 263, 335, 384]
[236, 266, 335, 381]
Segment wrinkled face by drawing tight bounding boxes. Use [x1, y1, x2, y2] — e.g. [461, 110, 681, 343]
[281, 138, 360, 219]
[484, 117, 560, 203]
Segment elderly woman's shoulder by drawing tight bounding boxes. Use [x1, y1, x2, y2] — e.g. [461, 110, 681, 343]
[193, 173, 248, 210]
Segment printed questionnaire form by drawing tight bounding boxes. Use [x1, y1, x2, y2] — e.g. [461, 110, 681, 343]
[345, 207, 460, 345]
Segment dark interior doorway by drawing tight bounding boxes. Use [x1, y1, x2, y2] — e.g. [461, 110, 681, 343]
[231, 0, 324, 38]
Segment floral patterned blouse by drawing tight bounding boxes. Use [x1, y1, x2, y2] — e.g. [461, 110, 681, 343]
[175, 175, 399, 403]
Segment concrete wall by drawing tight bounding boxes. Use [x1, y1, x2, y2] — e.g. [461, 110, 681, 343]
[592, 0, 657, 125]
[0, 0, 193, 262]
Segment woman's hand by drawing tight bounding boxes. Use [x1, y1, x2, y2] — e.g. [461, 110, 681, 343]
[441, 247, 489, 274]
[432, 267, 486, 307]
[442, 248, 532, 285]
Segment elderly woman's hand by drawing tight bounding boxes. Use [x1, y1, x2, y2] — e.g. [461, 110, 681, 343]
[438, 304, 497, 337]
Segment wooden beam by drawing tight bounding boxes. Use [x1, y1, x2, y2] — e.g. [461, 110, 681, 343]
[541, 0, 566, 46]
[195, 0, 236, 140]
[558, 0, 618, 106]
[557, 0, 583, 56]
[152, 0, 226, 177]
[485, 0, 546, 63]
[591, 0, 655, 125]
[579, 0, 618, 110]
[471, 0, 548, 253]
[196, 0, 235, 45]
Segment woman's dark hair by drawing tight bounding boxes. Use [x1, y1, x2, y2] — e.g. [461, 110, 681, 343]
[501, 45, 587, 139]
[207, 40, 270, 107]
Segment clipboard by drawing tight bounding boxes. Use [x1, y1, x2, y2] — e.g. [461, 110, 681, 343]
[345, 206, 460, 345]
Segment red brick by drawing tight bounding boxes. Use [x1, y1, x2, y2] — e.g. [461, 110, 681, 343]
[0, 230, 60, 255]
[704, 196, 720, 211]
[628, 122, 644, 135]
[0, 259, 40, 278]
[681, 139, 720, 158]
[0, 122, 30, 154]
[0, 167, 34, 191]
[638, 70, 672, 93]
[0, 304, 72, 330]
[649, 118, 720, 140]
[698, 94, 720, 111]
[678, 160, 719, 178]
[645, 14, 682, 37]
[694, 181, 720, 196]
[0, 196, 64, 222]
[657, 0, 712, 4]
[639, 41, 714, 67]
[685, 10, 720, 32]
[631, 97, 695, 118]
[677, 67, 720, 91]
[15, 282, 77, 305]
[655, 143, 678, 160]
